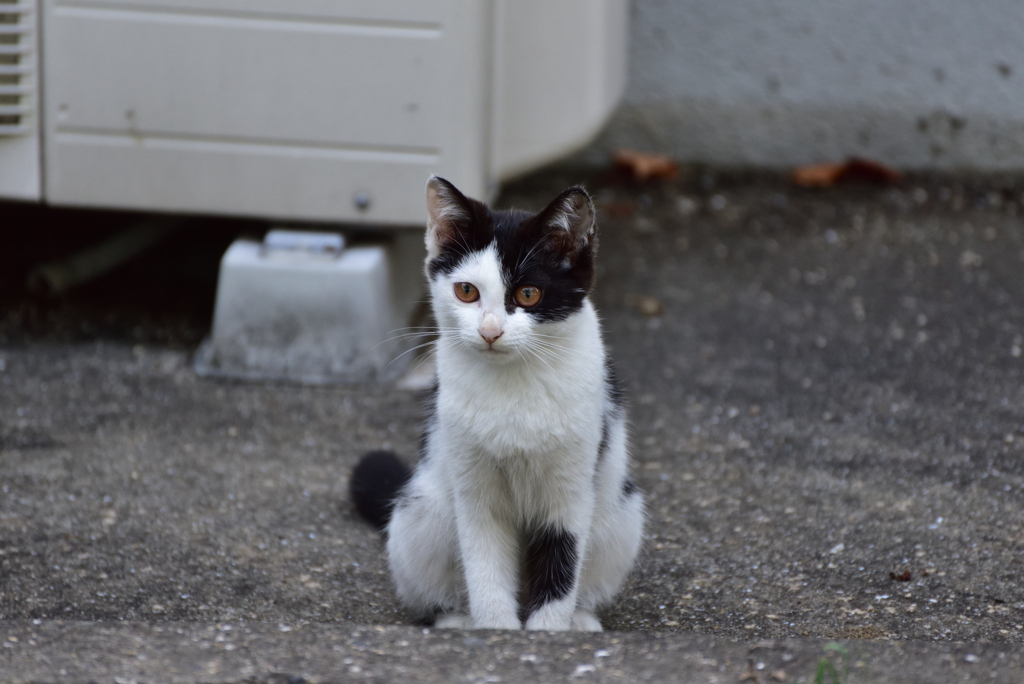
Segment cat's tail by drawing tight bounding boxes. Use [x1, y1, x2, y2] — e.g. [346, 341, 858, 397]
[349, 451, 412, 532]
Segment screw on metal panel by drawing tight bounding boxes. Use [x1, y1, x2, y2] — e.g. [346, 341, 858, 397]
[354, 193, 372, 211]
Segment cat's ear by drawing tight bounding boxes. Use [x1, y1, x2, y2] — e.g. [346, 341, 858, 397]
[536, 186, 596, 256]
[425, 176, 474, 259]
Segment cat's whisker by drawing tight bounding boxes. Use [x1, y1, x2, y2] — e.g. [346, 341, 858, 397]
[385, 325, 442, 332]
[390, 338, 439, 359]
[380, 328, 460, 338]
[533, 347, 571, 371]
[384, 325, 460, 334]
[384, 339, 441, 371]
[516, 341, 560, 374]
[533, 345, 570, 361]
[532, 351, 564, 374]
[526, 332, 570, 340]
[525, 335, 574, 350]
[529, 339, 571, 363]
[436, 335, 471, 354]
[530, 350, 558, 375]
[372, 330, 456, 351]
[375, 332, 434, 345]
[450, 228, 477, 260]
[529, 335, 570, 349]
[378, 325, 461, 338]
[406, 348, 440, 378]
[531, 345, 569, 360]
[514, 239, 545, 275]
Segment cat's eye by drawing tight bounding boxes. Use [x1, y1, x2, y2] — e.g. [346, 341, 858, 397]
[454, 282, 480, 303]
[514, 285, 542, 308]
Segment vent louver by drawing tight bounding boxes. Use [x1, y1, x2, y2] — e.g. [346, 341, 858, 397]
[0, 0, 32, 137]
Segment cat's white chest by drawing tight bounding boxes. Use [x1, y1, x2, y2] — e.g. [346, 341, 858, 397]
[439, 357, 603, 459]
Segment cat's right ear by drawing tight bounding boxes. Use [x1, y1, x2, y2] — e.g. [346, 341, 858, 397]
[425, 176, 472, 260]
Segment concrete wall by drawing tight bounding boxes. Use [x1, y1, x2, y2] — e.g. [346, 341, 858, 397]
[588, 0, 1024, 170]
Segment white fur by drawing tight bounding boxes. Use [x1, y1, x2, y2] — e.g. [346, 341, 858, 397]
[386, 241, 643, 631]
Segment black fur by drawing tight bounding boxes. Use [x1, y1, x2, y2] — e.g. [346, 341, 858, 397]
[622, 478, 640, 497]
[427, 178, 596, 323]
[349, 451, 412, 532]
[416, 382, 440, 463]
[605, 358, 624, 408]
[522, 526, 578, 618]
[596, 416, 610, 466]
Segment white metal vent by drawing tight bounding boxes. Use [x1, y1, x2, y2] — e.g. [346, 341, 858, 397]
[0, 0, 33, 137]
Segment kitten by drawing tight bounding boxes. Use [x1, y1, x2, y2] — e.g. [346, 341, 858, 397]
[349, 176, 644, 631]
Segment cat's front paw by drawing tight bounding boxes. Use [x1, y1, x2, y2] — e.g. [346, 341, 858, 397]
[437, 613, 521, 630]
[570, 609, 603, 632]
[434, 613, 472, 629]
[524, 604, 572, 631]
[471, 615, 522, 630]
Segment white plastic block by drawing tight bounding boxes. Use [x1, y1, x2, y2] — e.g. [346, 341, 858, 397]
[263, 229, 344, 255]
[194, 231, 423, 383]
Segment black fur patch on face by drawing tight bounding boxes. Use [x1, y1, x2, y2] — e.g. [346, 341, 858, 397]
[426, 180, 597, 323]
[522, 526, 578, 618]
[493, 210, 595, 323]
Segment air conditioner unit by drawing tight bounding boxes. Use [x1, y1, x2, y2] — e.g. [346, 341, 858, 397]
[0, 0, 628, 224]
[0, 1, 41, 199]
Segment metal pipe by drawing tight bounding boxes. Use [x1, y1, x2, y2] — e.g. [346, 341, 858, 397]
[26, 219, 177, 296]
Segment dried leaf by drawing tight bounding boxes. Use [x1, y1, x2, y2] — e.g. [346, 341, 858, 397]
[603, 201, 636, 218]
[793, 162, 845, 188]
[613, 149, 679, 181]
[793, 157, 901, 188]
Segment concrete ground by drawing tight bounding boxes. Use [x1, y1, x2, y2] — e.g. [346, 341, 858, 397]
[2, 166, 1024, 681]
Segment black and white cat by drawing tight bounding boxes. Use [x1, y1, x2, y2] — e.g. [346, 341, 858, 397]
[350, 176, 644, 631]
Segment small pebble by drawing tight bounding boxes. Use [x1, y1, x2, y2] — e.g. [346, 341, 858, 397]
[960, 250, 983, 268]
[677, 197, 699, 216]
[636, 296, 663, 317]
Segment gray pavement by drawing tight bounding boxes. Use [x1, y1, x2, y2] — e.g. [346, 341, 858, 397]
[4, 622, 1024, 683]
[3, 168, 1024, 681]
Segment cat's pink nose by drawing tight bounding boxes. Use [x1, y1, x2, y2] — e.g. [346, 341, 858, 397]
[480, 329, 503, 345]
[479, 312, 503, 346]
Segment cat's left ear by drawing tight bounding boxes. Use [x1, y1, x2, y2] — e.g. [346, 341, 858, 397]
[536, 186, 596, 256]
[425, 175, 476, 260]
